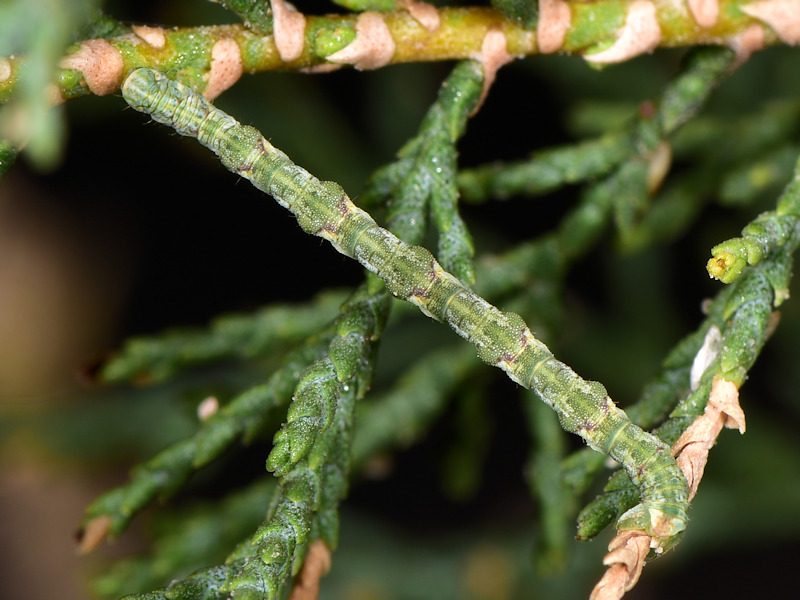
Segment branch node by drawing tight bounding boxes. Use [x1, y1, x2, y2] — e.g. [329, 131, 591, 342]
[590, 531, 650, 600]
[741, 0, 800, 46]
[398, 0, 441, 32]
[584, 0, 662, 64]
[0, 57, 11, 82]
[287, 540, 332, 600]
[729, 24, 766, 66]
[326, 12, 396, 70]
[59, 39, 124, 96]
[272, 0, 307, 63]
[688, 0, 720, 29]
[76, 514, 112, 554]
[645, 139, 671, 194]
[131, 25, 167, 49]
[205, 38, 243, 100]
[537, 0, 571, 54]
[470, 29, 515, 115]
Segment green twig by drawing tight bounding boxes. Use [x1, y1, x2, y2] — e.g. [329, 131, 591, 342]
[78, 335, 333, 544]
[575, 197, 798, 541]
[98, 289, 348, 385]
[0, 3, 788, 104]
[362, 59, 484, 282]
[266, 278, 390, 477]
[211, 0, 273, 35]
[93, 478, 275, 598]
[0, 139, 16, 178]
[458, 132, 635, 203]
[708, 156, 800, 284]
[218, 277, 388, 599]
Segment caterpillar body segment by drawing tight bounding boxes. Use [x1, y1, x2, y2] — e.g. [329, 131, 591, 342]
[606, 417, 689, 546]
[122, 68, 689, 548]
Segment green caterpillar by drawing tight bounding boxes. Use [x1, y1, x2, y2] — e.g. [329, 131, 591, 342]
[122, 67, 689, 549]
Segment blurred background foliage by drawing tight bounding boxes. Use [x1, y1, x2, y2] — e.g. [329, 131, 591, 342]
[1, 1, 800, 599]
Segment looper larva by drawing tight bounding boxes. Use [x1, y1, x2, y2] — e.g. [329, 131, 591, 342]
[122, 68, 690, 549]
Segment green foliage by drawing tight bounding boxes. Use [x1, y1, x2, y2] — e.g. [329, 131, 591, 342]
[0, 0, 99, 166]
[125, 65, 700, 548]
[490, 0, 538, 29]
[99, 290, 348, 384]
[362, 60, 484, 282]
[210, 0, 273, 34]
[708, 165, 800, 285]
[4, 2, 800, 600]
[0, 138, 16, 176]
[329, 0, 397, 11]
[92, 479, 275, 598]
[80, 336, 335, 539]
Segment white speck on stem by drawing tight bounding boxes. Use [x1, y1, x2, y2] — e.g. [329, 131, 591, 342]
[197, 396, 220, 421]
[690, 325, 721, 391]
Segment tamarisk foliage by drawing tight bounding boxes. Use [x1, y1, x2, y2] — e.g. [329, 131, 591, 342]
[575, 232, 795, 541]
[708, 163, 800, 285]
[566, 149, 800, 546]
[460, 47, 737, 250]
[86, 278, 389, 600]
[78, 334, 335, 542]
[79, 59, 489, 599]
[468, 46, 740, 565]
[218, 278, 389, 599]
[92, 478, 276, 599]
[361, 60, 484, 282]
[122, 67, 691, 550]
[210, 0, 273, 34]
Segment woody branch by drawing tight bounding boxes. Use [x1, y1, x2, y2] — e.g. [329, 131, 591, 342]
[0, 0, 797, 105]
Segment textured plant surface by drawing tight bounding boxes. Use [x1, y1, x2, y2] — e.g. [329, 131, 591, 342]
[2, 1, 800, 599]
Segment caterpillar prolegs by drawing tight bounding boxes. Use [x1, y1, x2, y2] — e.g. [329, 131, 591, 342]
[122, 68, 689, 549]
